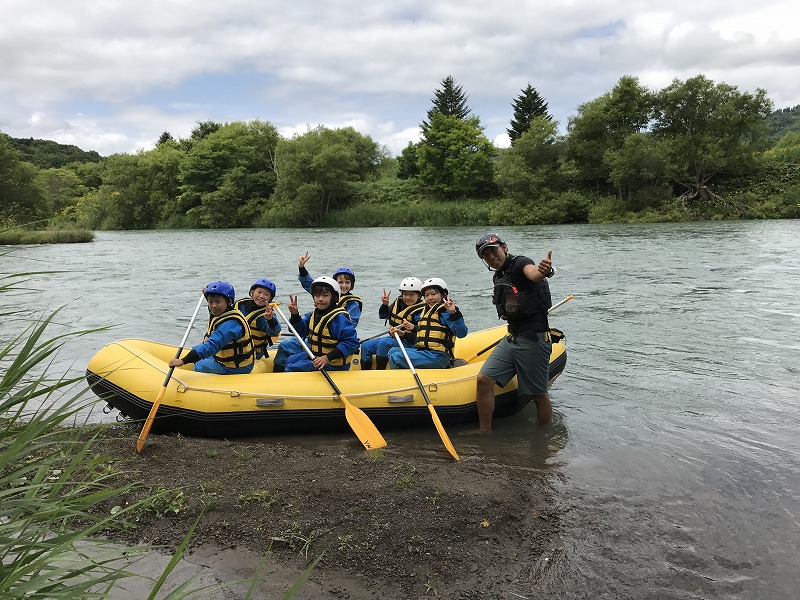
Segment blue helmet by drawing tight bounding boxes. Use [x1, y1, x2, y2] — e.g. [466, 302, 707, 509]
[332, 267, 356, 289]
[250, 278, 277, 299]
[204, 280, 235, 306]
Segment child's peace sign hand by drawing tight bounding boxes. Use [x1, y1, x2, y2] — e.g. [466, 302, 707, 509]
[263, 304, 274, 319]
[288, 294, 299, 314]
[298, 251, 310, 268]
[444, 296, 456, 313]
[381, 288, 391, 305]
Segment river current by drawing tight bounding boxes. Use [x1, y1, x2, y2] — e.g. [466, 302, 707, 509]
[3, 221, 798, 598]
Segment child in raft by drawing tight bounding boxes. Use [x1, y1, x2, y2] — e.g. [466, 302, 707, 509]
[283, 276, 360, 372]
[360, 277, 425, 370]
[387, 277, 467, 370]
[169, 281, 254, 374]
[233, 278, 281, 360]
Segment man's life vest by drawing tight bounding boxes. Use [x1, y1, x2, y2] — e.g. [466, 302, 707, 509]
[492, 255, 552, 331]
[307, 306, 351, 367]
[205, 309, 254, 368]
[415, 303, 455, 354]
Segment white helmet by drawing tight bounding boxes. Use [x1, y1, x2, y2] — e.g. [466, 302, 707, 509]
[310, 276, 341, 303]
[399, 277, 423, 293]
[421, 277, 448, 296]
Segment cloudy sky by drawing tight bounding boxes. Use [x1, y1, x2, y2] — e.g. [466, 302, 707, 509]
[2, 0, 798, 157]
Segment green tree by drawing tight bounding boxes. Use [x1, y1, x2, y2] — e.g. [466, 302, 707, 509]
[416, 113, 496, 198]
[268, 126, 385, 226]
[605, 133, 672, 209]
[35, 167, 87, 217]
[495, 116, 562, 202]
[653, 75, 772, 199]
[396, 142, 420, 179]
[764, 131, 800, 163]
[97, 153, 159, 230]
[177, 120, 280, 228]
[190, 120, 222, 141]
[507, 84, 551, 145]
[0, 134, 49, 227]
[156, 131, 175, 146]
[566, 75, 654, 190]
[421, 75, 471, 134]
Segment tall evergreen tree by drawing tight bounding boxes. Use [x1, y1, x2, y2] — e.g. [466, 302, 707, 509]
[507, 84, 551, 145]
[421, 75, 471, 134]
[156, 131, 174, 146]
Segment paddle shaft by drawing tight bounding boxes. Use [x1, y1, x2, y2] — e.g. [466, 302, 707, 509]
[359, 329, 392, 343]
[272, 304, 387, 450]
[136, 292, 206, 453]
[392, 331, 460, 461]
[465, 294, 574, 363]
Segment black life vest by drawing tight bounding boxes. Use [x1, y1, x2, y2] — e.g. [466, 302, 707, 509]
[415, 303, 455, 354]
[307, 306, 351, 367]
[234, 298, 273, 357]
[492, 255, 552, 332]
[204, 309, 254, 368]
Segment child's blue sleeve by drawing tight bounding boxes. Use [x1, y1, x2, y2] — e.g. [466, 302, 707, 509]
[442, 311, 468, 338]
[298, 272, 314, 294]
[193, 320, 242, 359]
[346, 300, 361, 326]
[264, 316, 281, 336]
[291, 312, 311, 338]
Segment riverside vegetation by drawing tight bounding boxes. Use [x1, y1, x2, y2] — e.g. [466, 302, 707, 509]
[2, 75, 799, 243]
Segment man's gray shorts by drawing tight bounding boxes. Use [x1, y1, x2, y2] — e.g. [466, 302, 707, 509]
[479, 332, 551, 396]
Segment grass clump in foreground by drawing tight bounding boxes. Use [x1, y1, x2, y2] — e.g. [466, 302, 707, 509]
[0, 268, 315, 599]
[0, 228, 94, 245]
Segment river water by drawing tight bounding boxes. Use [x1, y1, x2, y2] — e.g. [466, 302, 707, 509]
[3, 221, 798, 598]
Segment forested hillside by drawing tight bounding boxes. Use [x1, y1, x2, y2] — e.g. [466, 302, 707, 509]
[767, 106, 800, 139]
[8, 137, 102, 169]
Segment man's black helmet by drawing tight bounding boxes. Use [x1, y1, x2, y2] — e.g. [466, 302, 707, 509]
[476, 233, 505, 257]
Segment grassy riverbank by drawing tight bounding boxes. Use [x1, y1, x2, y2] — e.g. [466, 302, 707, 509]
[0, 228, 94, 244]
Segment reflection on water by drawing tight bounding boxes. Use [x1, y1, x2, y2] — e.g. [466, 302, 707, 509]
[3, 220, 800, 598]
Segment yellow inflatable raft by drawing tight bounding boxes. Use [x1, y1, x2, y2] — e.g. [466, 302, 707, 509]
[87, 325, 566, 437]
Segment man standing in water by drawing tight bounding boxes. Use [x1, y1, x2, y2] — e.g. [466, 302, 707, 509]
[474, 233, 554, 432]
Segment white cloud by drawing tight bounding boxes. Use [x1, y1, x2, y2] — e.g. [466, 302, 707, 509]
[1, 0, 797, 156]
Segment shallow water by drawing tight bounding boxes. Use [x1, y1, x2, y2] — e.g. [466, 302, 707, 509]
[3, 220, 799, 598]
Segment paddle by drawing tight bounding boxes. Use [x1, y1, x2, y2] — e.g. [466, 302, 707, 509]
[272, 304, 387, 451]
[392, 330, 460, 461]
[136, 292, 206, 453]
[464, 294, 574, 364]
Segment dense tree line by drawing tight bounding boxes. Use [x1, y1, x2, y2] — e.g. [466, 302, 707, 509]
[2, 74, 800, 231]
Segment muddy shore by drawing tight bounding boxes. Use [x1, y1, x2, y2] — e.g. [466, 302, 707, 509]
[86, 423, 562, 599]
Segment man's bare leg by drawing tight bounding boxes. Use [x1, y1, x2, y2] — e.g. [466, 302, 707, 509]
[532, 392, 552, 424]
[476, 373, 497, 431]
